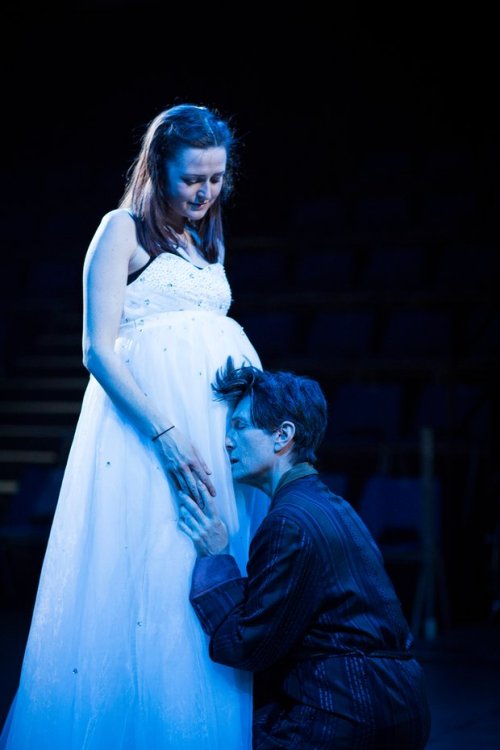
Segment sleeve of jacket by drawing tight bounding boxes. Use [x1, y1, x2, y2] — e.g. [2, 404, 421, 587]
[190, 513, 323, 672]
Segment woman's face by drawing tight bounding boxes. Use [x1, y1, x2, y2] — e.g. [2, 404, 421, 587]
[164, 146, 227, 226]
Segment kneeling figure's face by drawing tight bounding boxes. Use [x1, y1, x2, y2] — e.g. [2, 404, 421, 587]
[225, 396, 276, 489]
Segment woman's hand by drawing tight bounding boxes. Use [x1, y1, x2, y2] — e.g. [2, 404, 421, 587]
[155, 427, 217, 504]
[178, 485, 229, 557]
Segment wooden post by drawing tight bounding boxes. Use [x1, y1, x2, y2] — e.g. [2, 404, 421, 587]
[412, 426, 452, 639]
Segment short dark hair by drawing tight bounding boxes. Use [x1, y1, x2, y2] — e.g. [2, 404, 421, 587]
[212, 357, 328, 464]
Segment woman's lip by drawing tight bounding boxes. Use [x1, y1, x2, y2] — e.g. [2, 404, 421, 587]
[189, 202, 208, 209]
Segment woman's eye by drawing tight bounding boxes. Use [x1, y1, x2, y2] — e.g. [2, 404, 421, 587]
[183, 176, 223, 186]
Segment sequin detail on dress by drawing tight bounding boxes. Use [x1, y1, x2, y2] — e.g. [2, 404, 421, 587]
[123, 254, 232, 321]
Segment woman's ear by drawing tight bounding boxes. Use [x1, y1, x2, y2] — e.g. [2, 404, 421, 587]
[274, 421, 296, 453]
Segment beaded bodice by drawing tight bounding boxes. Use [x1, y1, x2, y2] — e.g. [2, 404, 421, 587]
[121, 253, 232, 324]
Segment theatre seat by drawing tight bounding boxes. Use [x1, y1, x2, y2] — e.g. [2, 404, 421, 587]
[357, 472, 450, 639]
[327, 382, 403, 443]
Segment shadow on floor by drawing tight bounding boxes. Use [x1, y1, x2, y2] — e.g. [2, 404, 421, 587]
[413, 620, 500, 749]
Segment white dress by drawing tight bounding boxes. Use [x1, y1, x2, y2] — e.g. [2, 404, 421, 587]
[0, 247, 267, 749]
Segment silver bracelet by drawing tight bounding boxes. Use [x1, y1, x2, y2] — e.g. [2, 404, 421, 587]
[151, 425, 175, 442]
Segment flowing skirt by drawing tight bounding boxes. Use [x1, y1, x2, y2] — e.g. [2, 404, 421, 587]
[1, 310, 267, 749]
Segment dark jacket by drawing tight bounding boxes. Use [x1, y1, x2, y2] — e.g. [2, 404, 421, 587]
[190, 466, 431, 749]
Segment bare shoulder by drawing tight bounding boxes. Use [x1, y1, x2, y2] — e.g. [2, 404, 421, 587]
[98, 208, 136, 238]
[86, 209, 138, 263]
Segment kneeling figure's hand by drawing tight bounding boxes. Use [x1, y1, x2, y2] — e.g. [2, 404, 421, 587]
[178, 484, 229, 557]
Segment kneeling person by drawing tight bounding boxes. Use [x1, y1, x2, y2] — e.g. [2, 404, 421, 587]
[179, 359, 431, 750]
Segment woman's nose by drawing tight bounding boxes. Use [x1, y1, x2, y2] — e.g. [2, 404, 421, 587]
[225, 432, 234, 450]
[197, 180, 211, 201]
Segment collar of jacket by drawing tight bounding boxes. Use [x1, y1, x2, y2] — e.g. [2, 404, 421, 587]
[272, 462, 318, 502]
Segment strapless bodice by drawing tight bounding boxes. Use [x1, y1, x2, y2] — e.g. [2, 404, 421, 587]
[122, 253, 232, 324]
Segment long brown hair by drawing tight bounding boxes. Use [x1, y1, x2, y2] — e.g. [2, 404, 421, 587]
[119, 104, 237, 263]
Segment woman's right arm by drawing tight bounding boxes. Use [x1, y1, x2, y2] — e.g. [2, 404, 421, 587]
[82, 209, 216, 501]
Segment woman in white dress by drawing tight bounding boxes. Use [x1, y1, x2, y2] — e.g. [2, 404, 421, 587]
[0, 103, 266, 749]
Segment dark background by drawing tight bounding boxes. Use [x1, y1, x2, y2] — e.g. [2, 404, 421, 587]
[3, 4, 497, 238]
[1, 3, 499, 633]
